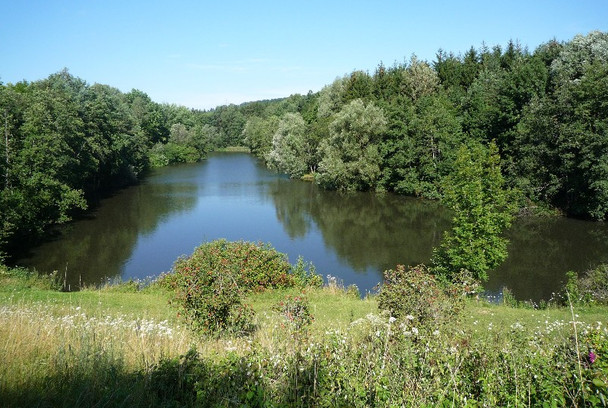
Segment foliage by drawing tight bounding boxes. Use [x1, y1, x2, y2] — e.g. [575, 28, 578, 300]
[557, 265, 608, 306]
[380, 91, 464, 198]
[0, 70, 216, 257]
[432, 141, 517, 282]
[159, 240, 321, 335]
[265, 112, 310, 178]
[317, 99, 387, 191]
[0, 264, 61, 291]
[241, 31, 608, 220]
[3, 32, 608, 259]
[377, 264, 464, 327]
[273, 294, 314, 338]
[242, 114, 278, 157]
[289, 256, 323, 288]
[3, 275, 608, 407]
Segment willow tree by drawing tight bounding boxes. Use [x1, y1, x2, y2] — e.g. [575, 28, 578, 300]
[316, 99, 387, 191]
[265, 112, 309, 178]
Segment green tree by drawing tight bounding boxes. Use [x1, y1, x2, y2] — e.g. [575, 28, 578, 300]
[512, 32, 608, 219]
[265, 113, 309, 178]
[317, 77, 347, 118]
[242, 115, 279, 158]
[380, 92, 463, 198]
[432, 141, 517, 282]
[400, 55, 440, 102]
[317, 99, 387, 191]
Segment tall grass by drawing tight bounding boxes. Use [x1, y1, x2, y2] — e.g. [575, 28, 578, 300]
[0, 298, 193, 406]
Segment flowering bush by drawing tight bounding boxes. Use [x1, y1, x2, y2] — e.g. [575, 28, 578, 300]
[160, 240, 321, 336]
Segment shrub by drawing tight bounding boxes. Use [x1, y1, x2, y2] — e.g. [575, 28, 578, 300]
[160, 239, 320, 336]
[377, 264, 463, 328]
[554, 265, 608, 306]
[578, 264, 608, 305]
[290, 256, 323, 288]
[273, 295, 314, 336]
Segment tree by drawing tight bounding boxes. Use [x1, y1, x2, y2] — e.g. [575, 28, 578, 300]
[317, 77, 347, 118]
[317, 99, 387, 191]
[511, 32, 608, 219]
[265, 113, 309, 178]
[380, 92, 463, 198]
[432, 141, 517, 282]
[242, 115, 279, 158]
[400, 55, 440, 102]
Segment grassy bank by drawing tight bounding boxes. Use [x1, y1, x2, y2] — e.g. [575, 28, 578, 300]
[1, 266, 607, 407]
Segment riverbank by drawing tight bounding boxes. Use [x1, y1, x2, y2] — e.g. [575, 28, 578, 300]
[1, 266, 606, 407]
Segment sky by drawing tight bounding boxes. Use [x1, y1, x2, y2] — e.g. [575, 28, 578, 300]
[1, 0, 607, 110]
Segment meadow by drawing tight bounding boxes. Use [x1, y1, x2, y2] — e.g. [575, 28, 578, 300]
[1, 264, 607, 407]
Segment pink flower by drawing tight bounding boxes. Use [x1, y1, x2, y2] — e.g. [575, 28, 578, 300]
[589, 351, 597, 364]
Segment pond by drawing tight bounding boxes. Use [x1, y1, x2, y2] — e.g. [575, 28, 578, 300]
[15, 152, 608, 301]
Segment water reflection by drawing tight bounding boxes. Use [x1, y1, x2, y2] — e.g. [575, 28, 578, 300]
[488, 217, 608, 301]
[17, 174, 198, 287]
[268, 180, 451, 274]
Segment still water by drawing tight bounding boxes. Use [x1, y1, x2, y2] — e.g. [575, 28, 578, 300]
[15, 152, 608, 301]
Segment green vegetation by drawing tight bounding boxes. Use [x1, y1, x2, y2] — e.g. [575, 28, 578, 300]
[431, 141, 517, 282]
[0, 71, 238, 258]
[1, 29, 608, 406]
[157, 240, 321, 335]
[240, 31, 608, 223]
[377, 264, 464, 327]
[1, 260, 607, 407]
[3, 31, 608, 262]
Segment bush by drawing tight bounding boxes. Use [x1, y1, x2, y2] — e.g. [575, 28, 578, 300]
[160, 239, 320, 336]
[555, 265, 608, 306]
[578, 264, 608, 305]
[377, 264, 463, 328]
[290, 256, 323, 288]
[0, 265, 62, 291]
[273, 295, 314, 337]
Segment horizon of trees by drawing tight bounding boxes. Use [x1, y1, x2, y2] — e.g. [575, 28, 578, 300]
[243, 31, 608, 221]
[1, 30, 607, 259]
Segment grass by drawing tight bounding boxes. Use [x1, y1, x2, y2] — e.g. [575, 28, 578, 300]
[214, 146, 251, 153]
[1, 265, 607, 406]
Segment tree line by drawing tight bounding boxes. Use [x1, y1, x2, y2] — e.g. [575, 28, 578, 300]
[1, 31, 607, 260]
[0, 70, 263, 258]
[242, 31, 608, 222]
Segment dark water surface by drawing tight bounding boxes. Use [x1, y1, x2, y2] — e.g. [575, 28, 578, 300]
[15, 152, 608, 301]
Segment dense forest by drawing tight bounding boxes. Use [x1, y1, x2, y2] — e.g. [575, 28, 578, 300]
[1, 31, 607, 259]
[243, 31, 608, 219]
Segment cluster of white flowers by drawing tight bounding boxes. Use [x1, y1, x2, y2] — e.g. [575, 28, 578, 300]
[510, 322, 524, 331]
[0, 304, 176, 339]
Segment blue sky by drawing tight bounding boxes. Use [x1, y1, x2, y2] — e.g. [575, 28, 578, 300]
[1, 0, 606, 110]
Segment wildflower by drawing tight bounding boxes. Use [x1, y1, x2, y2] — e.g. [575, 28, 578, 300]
[589, 350, 597, 364]
[411, 327, 419, 335]
[388, 316, 397, 324]
[405, 314, 414, 321]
